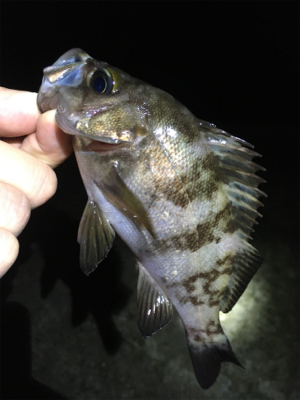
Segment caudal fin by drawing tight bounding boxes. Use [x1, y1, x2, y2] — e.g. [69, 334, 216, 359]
[187, 338, 243, 389]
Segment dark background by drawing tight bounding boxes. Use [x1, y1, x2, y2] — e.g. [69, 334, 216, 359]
[1, 2, 299, 399]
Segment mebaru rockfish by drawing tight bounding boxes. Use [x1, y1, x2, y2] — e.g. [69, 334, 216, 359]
[37, 49, 266, 389]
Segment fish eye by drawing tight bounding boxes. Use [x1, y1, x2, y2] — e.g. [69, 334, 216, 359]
[92, 74, 107, 93]
[87, 68, 121, 94]
[88, 69, 112, 94]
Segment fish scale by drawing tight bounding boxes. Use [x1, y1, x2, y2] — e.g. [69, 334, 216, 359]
[37, 48, 266, 390]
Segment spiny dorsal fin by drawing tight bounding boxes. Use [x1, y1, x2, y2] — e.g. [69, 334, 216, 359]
[203, 124, 266, 312]
[136, 261, 173, 337]
[78, 199, 115, 275]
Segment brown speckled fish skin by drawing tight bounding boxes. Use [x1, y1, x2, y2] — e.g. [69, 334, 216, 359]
[37, 49, 266, 389]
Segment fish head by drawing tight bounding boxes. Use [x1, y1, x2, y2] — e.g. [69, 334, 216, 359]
[37, 48, 153, 149]
[38, 48, 162, 238]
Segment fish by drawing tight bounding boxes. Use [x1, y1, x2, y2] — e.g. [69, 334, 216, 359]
[37, 48, 266, 389]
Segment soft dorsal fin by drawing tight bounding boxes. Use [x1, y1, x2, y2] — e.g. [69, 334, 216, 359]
[136, 261, 173, 337]
[220, 240, 262, 313]
[78, 199, 115, 275]
[202, 123, 266, 312]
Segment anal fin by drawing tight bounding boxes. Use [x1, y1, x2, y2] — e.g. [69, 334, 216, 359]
[78, 199, 115, 275]
[136, 261, 173, 338]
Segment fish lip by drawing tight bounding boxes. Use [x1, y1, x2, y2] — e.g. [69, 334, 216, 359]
[84, 139, 131, 153]
[90, 136, 124, 144]
[37, 87, 60, 113]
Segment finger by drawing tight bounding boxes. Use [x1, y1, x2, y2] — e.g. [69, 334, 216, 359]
[0, 182, 31, 235]
[0, 87, 39, 137]
[0, 88, 73, 168]
[0, 228, 19, 278]
[20, 110, 73, 168]
[0, 140, 57, 208]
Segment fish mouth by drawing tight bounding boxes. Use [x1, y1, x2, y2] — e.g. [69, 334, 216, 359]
[55, 113, 132, 152]
[85, 139, 130, 152]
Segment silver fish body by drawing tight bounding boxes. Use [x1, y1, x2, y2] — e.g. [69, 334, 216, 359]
[38, 49, 266, 389]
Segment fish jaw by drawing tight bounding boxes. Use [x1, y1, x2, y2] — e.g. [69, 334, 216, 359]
[54, 102, 145, 145]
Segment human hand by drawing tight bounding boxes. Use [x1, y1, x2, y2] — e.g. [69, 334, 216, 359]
[0, 87, 73, 277]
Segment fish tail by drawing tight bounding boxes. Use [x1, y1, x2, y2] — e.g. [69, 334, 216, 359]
[186, 335, 243, 389]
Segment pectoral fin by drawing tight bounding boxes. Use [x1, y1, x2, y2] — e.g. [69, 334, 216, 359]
[136, 261, 173, 337]
[78, 199, 115, 275]
[96, 166, 155, 237]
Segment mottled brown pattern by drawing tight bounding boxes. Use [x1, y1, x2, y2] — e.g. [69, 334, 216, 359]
[189, 321, 223, 342]
[152, 164, 216, 209]
[159, 230, 199, 252]
[183, 266, 231, 288]
[200, 180, 219, 200]
[188, 295, 205, 306]
[153, 179, 190, 208]
[203, 285, 221, 304]
[182, 152, 224, 203]
[158, 203, 233, 253]
[216, 254, 235, 266]
[146, 151, 223, 212]
[138, 138, 193, 209]
[209, 300, 221, 307]
[183, 279, 196, 294]
[193, 334, 202, 342]
[144, 148, 223, 210]
[183, 270, 217, 288]
[196, 203, 233, 245]
[221, 266, 232, 276]
[200, 153, 216, 171]
[180, 266, 232, 306]
[224, 218, 236, 234]
[196, 222, 216, 248]
[213, 203, 232, 226]
[208, 287, 228, 307]
[180, 175, 218, 203]
[176, 293, 205, 306]
[206, 320, 223, 334]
